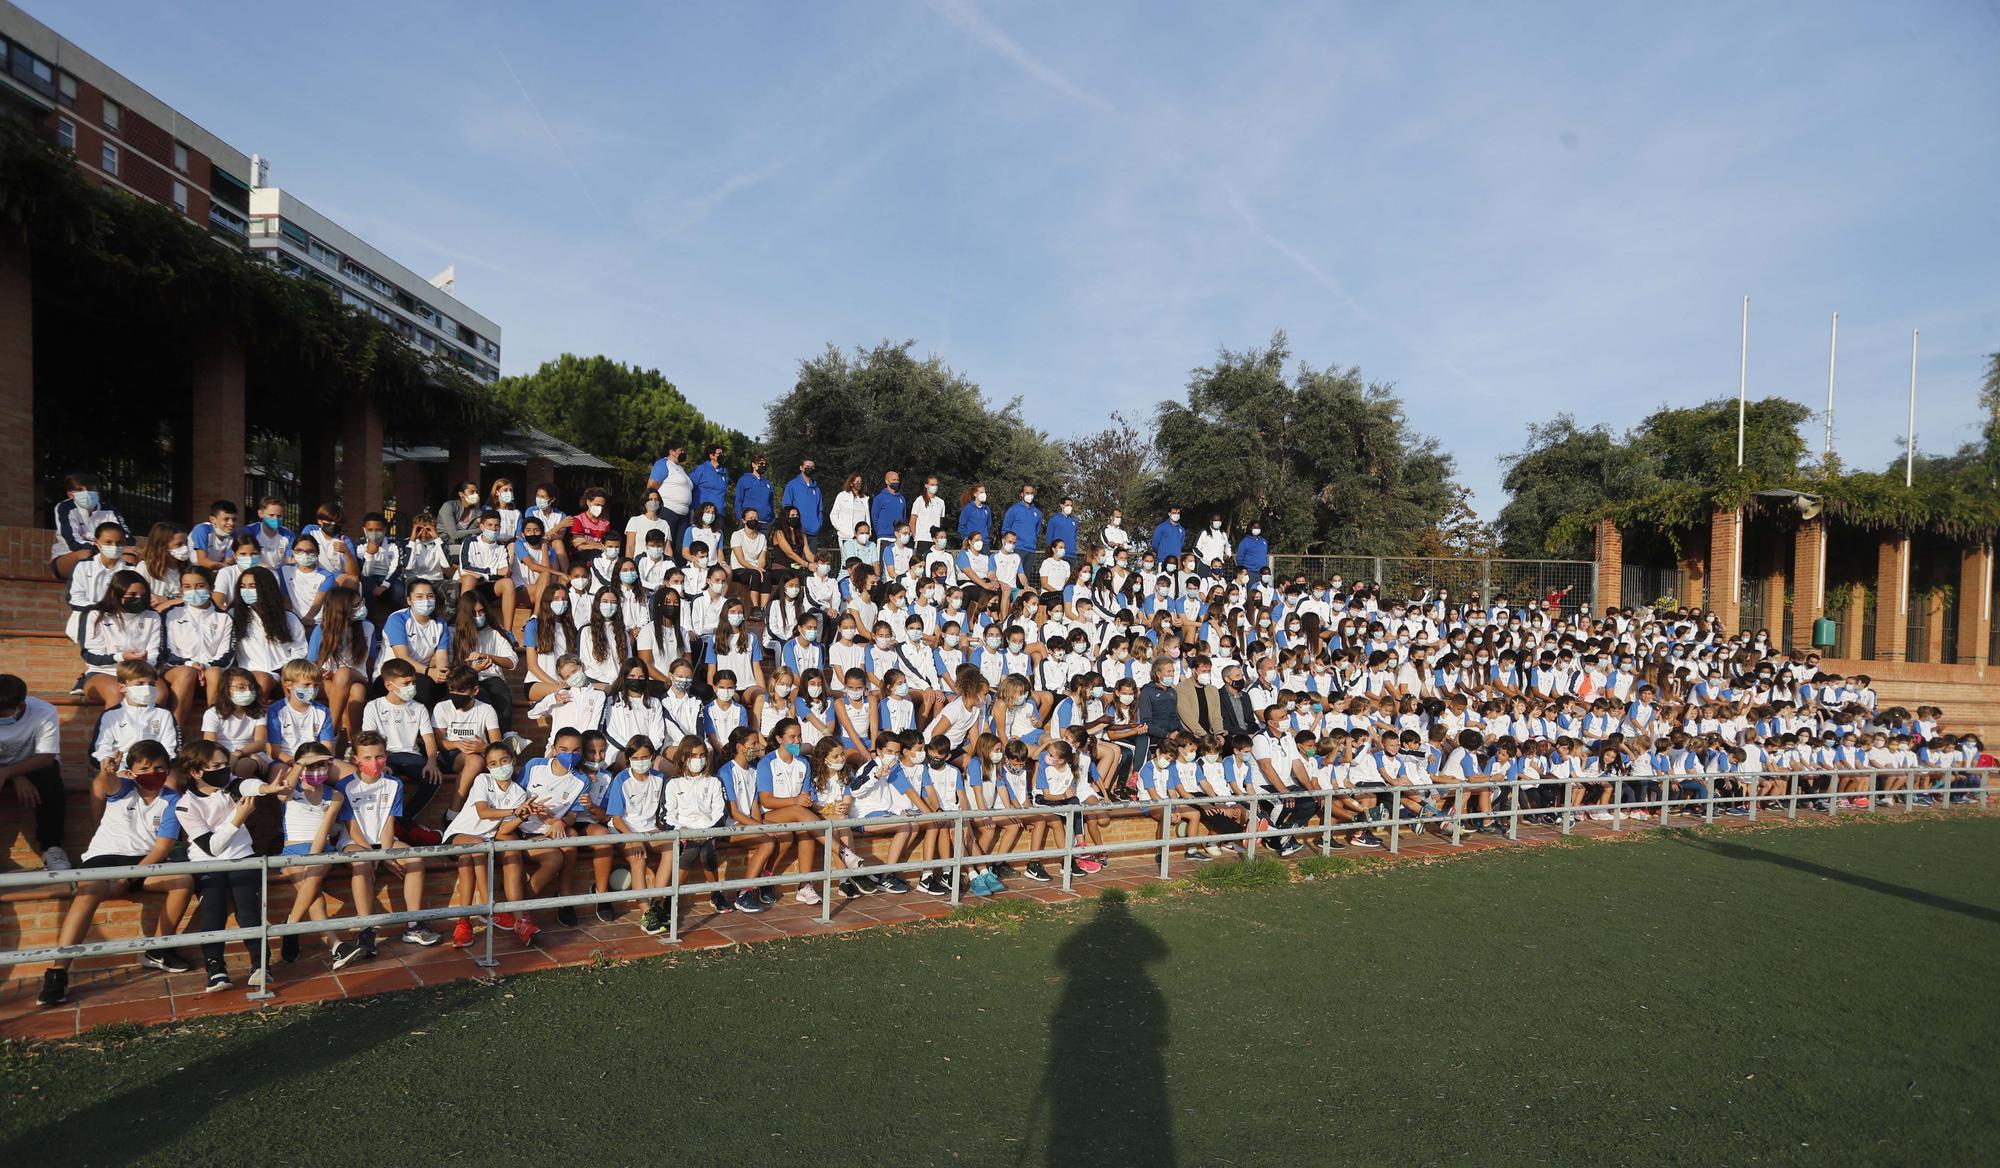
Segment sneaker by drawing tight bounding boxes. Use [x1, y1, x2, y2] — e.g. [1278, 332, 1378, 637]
[244, 967, 269, 990]
[1068, 860, 1091, 876]
[513, 918, 542, 945]
[451, 919, 475, 948]
[329, 941, 363, 970]
[1351, 832, 1383, 850]
[1023, 863, 1051, 884]
[358, 928, 378, 958]
[492, 912, 518, 929]
[992, 862, 1019, 880]
[733, 891, 766, 914]
[1278, 840, 1305, 858]
[839, 878, 865, 899]
[205, 970, 232, 994]
[140, 949, 193, 974]
[968, 873, 996, 897]
[1326, 835, 1347, 849]
[639, 907, 669, 936]
[758, 886, 779, 908]
[852, 873, 882, 894]
[982, 870, 1006, 892]
[919, 875, 950, 896]
[710, 891, 734, 913]
[281, 934, 301, 964]
[400, 925, 442, 947]
[555, 906, 578, 928]
[880, 874, 913, 894]
[1077, 857, 1104, 874]
[40, 846, 71, 872]
[1188, 848, 1215, 863]
[596, 904, 619, 924]
[403, 824, 444, 847]
[37, 969, 68, 1007]
[796, 884, 822, 906]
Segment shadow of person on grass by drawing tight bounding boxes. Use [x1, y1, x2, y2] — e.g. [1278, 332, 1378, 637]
[1680, 835, 2000, 925]
[1028, 896, 1173, 1167]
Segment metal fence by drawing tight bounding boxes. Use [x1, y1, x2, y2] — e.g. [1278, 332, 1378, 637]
[1, 767, 1989, 995]
[1267, 555, 1597, 614]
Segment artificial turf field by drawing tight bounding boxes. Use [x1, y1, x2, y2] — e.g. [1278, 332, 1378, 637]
[4, 816, 1997, 1167]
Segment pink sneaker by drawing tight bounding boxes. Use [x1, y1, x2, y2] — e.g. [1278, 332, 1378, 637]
[1077, 857, 1104, 874]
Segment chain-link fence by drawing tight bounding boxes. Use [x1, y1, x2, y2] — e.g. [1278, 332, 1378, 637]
[1267, 555, 1597, 615]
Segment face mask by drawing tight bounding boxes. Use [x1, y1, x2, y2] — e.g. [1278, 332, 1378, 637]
[183, 589, 212, 610]
[1169, 514, 1181, 524]
[985, 635, 1002, 650]
[1002, 543, 1017, 553]
[479, 529, 498, 543]
[685, 755, 709, 772]
[97, 541, 124, 561]
[875, 636, 895, 650]
[498, 489, 514, 506]
[124, 684, 156, 707]
[588, 503, 605, 517]
[645, 500, 660, 513]
[716, 688, 736, 704]
[300, 766, 330, 788]
[356, 757, 387, 778]
[726, 613, 746, 628]
[73, 489, 101, 511]
[292, 685, 318, 702]
[550, 598, 569, 615]
[1210, 521, 1222, 530]
[166, 542, 194, 564]
[234, 554, 256, 571]
[845, 686, 866, 702]
[1023, 494, 1036, 505]
[905, 628, 923, 642]
[974, 492, 988, 505]
[806, 683, 824, 698]
[892, 683, 910, 698]
[944, 633, 960, 647]
[781, 741, 802, 759]
[120, 595, 148, 614]
[261, 516, 282, 530]
[553, 750, 581, 770]
[815, 563, 832, 577]
[132, 769, 169, 792]
[673, 677, 692, 692]
[473, 613, 487, 629]
[620, 570, 639, 585]
[411, 598, 435, 617]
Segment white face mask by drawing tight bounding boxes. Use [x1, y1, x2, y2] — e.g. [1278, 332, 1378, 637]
[588, 503, 605, 517]
[124, 684, 156, 707]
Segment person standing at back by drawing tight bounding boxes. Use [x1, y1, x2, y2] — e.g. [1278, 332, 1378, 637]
[782, 458, 825, 547]
[1001, 484, 1043, 555]
[1152, 508, 1186, 562]
[910, 475, 946, 559]
[690, 444, 731, 524]
[734, 451, 775, 530]
[871, 471, 909, 552]
[647, 442, 695, 557]
[1044, 498, 1079, 564]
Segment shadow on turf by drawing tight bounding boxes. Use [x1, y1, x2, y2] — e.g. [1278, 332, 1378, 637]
[1026, 897, 1174, 1167]
[2, 980, 493, 1163]
[1682, 835, 2000, 925]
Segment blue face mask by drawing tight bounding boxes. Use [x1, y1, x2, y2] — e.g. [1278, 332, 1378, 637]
[554, 750, 581, 770]
[783, 742, 802, 759]
[619, 570, 639, 585]
[261, 515, 282, 530]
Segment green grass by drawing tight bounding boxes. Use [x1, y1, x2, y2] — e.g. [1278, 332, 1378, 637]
[6, 816, 1999, 1167]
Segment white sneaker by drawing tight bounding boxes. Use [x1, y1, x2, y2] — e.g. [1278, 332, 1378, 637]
[244, 967, 269, 990]
[41, 846, 71, 872]
[795, 884, 822, 906]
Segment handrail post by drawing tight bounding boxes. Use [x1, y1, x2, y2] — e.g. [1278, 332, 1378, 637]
[823, 820, 837, 922]
[476, 839, 499, 969]
[245, 855, 274, 1002]
[1245, 795, 1260, 861]
[948, 812, 964, 908]
[1748, 769, 1760, 823]
[1320, 792, 1334, 856]
[1703, 772, 1716, 826]
[1060, 809, 1075, 892]
[1158, 796, 1174, 878]
[665, 835, 682, 944]
[1388, 791, 1402, 855]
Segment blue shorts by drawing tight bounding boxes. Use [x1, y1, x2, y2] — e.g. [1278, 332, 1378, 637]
[280, 841, 315, 857]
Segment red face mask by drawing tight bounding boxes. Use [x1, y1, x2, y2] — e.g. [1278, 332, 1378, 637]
[131, 770, 169, 792]
[355, 758, 387, 778]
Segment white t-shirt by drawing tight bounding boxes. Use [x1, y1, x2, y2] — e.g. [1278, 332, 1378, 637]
[337, 774, 403, 845]
[362, 696, 434, 755]
[82, 781, 181, 861]
[431, 698, 500, 747]
[444, 772, 529, 840]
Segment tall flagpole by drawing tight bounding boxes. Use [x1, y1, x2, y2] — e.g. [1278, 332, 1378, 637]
[1905, 329, 1918, 487]
[1824, 312, 1837, 460]
[1736, 296, 1749, 468]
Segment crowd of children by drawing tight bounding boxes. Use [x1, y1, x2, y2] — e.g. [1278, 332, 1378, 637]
[8, 460, 1992, 1010]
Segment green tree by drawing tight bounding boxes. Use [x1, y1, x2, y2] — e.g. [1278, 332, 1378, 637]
[761, 340, 1065, 507]
[1629, 397, 1811, 484]
[1060, 411, 1159, 536]
[1152, 331, 1461, 555]
[1496, 415, 1659, 557]
[489, 355, 753, 501]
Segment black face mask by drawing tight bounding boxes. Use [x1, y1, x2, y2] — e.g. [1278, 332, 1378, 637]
[450, 693, 475, 709]
[525, 534, 544, 546]
[625, 678, 647, 692]
[120, 596, 148, 614]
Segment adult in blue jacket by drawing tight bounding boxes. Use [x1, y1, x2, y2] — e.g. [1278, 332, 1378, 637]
[781, 459, 825, 539]
[1000, 484, 1043, 552]
[1151, 509, 1186, 560]
[1234, 523, 1269, 572]
[689, 445, 731, 516]
[733, 453, 774, 527]
[957, 484, 993, 544]
[870, 471, 908, 543]
[1043, 498, 1079, 561]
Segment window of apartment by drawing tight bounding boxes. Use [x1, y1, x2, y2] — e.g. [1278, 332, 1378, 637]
[57, 72, 76, 107]
[173, 142, 189, 173]
[172, 181, 187, 213]
[102, 98, 120, 133]
[55, 117, 75, 151]
[307, 237, 339, 268]
[100, 142, 118, 177]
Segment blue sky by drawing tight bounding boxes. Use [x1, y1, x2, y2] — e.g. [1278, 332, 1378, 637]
[35, 0, 2000, 516]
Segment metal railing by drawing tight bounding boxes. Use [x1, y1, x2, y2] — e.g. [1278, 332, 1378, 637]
[1267, 555, 1597, 614]
[1, 766, 1990, 999]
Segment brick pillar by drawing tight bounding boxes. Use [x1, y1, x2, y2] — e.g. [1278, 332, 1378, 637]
[1708, 508, 1742, 633]
[1791, 518, 1827, 652]
[298, 429, 337, 519]
[1959, 541, 1993, 668]
[1678, 548, 1707, 609]
[0, 238, 32, 528]
[391, 460, 428, 535]
[1874, 535, 1911, 662]
[190, 337, 246, 524]
[340, 396, 384, 517]
[1595, 519, 1623, 611]
[446, 430, 481, 493]
[1923, 589, 1947, 662]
